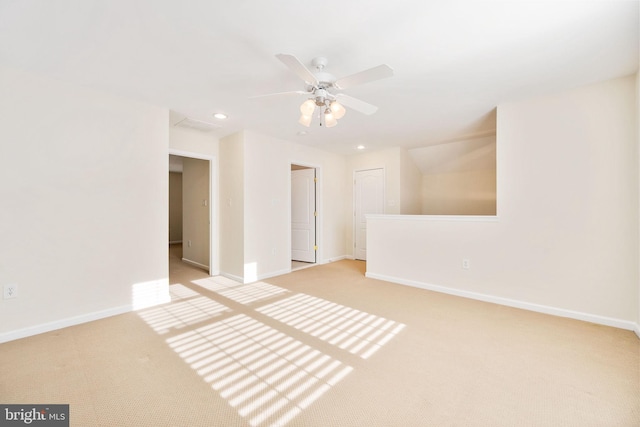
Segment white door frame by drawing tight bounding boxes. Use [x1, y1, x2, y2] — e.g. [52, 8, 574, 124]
[169, 149, 218, 276]
[291, 168, 316, 263]
[289, 161, 322, 269]
[353, 168, 385, 260]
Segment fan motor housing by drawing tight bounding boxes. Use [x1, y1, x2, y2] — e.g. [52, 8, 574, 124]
[311, 57, 336, 89]
[311, 56, 328, 69]
[314, 71, 336, 88]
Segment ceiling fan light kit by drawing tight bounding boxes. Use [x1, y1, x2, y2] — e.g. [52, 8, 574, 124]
[323, 109, 337, 128]
[298, 94, 344, 128]
[298, 113, 312, 127]
[300, 99, 316, 116]
[330, 101, 346, 119]
[256, 53, 393, 128]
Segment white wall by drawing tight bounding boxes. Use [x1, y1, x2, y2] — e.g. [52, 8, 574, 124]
[411, 134, 497, 215]
[400, 148, 423, 215]
[422, 168, 497, 215]
[243, 133, 291, 280]
[347, 147, 401, 212]
[345, 146, 423, 255]
[219, 130, 347, 283]
[0, 66, 169, 342]
[244, 131, 347, 280]
[219, 132, 245, 280]
[169, 111, 219, 157]
[367, 75, 639, 328]
[345, 147, 401, 257]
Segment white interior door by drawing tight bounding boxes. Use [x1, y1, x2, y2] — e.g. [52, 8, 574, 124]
[354, 168, 384, 260]
[291, 168, 316, 263]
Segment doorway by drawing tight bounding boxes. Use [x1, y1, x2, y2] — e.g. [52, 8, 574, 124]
[168, 150, 218, 276]
[354, 168, 385, 261]
[291, 164, 317, 269]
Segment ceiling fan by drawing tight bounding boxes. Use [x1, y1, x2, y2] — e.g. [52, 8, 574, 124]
[255, 54, 394, 127]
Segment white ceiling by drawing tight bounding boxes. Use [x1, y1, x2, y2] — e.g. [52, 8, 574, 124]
[0, 0, 637, 155]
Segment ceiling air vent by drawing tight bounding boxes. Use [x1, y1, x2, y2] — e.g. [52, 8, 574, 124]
[174, 117, 221, 132]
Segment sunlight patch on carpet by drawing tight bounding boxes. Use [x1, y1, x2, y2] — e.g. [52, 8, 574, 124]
[137, 274, 406, 425]
[192, 277, 290, 305]
[166, 314, 353, 427]
[257, 293, 406, 359]
[137, 295, 230, 335]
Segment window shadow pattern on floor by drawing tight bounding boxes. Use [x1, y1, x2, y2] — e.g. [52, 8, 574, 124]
[137, 276, 405, 427]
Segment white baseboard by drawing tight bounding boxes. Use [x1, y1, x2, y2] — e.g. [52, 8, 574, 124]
[219, 272, 244, 283]
[320, 255, 349, 264]
[257, 268, 292, 282]
[0, 305, 132, 344]
[217, 257, 352, 284]
[219, 269, 293, 284]
[182, 258, 209, 271]
[366, 272, 639, 334]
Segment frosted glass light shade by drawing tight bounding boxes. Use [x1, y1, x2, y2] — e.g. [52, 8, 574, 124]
[299, 114, 312, 127]
[330, 101, 346, 119]
[300, 99, 316, 116]
[324, 110, 337, 127]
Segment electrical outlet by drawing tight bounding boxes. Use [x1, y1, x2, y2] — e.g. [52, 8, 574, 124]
[3, 284, 17, 299]
[188, 240, 192, 247]
[462, 259, 470, 269]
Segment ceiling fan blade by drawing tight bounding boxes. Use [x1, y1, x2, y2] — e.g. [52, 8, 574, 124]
[275, 53, 319, 86]
[335, 94, 378, 115]
[249, 90, 308, 99]
[334, 64, 394, 90]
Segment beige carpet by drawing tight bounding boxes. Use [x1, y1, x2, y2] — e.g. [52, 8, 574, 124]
[1, 246, 638, 426]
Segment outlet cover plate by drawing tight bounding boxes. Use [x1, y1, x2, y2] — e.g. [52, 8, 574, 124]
[3, 284, 17, 299]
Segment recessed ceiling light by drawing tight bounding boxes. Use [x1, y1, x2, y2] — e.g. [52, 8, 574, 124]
[213, 113, 227, 120]
[357, 145, 366, 150]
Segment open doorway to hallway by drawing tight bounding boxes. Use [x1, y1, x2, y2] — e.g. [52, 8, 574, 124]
[168, 242, 210, 288]
[169, 154, 211, 275]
